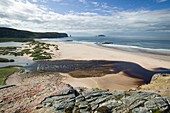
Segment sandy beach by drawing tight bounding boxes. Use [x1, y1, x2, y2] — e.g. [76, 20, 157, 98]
[28, 41, 169, 91]
[46, 42, 170, 69]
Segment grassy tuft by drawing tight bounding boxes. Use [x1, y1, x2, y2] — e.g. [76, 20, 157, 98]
[0, 58, 15, 62]
[69, 68, 114, 78]
[0, 67, 20, 85]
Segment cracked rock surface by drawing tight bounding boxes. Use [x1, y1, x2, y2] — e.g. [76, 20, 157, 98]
[39, 89, 170, 113]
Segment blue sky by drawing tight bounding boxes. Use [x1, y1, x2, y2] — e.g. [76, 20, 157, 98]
[30, 0, 170, 14]
[0, 0, 170, 39]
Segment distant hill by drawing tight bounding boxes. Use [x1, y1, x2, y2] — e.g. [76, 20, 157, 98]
[0, 27, 68, 38]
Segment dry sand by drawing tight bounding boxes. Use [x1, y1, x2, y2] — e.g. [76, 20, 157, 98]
[62, 72, 144, 91]
[22, 41, 170, 90]
[48, 42, 170, 69]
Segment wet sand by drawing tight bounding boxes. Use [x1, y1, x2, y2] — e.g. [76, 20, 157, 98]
[21, 41, 170, 90]
[62, 72, 144, 91]
[47, 42, 170, 69]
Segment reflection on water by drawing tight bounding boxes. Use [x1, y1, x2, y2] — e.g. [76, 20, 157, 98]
[27, 60, 170, 84]
[0, 42, 25, 47]
[0, 42, 34, 67]
[0, 55, 34, 68]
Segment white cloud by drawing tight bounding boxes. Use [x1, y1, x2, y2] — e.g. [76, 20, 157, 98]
[52, 0, 62, 2]
[31, 0, 38, 2]
[157, 0, 167, 3]
[79, 0, 87, 4]
[101, 3, 110, 9]
[31, 0, 47, 3]
[91, 2, 99, 7]
[0, 0, 170, 38]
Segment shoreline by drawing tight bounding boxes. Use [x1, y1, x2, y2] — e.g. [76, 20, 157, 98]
[33, 41, 169, 90]
[38, 39, 170, 61]
[43, 41, 170, 69]
[4, 41, 170, 91]
[95, 43, 170, 62]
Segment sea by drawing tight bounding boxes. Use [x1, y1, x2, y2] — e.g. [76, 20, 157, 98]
[40, 36, 170, 56]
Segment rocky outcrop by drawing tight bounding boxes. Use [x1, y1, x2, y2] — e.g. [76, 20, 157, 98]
[137, 73, 170, 97]
[1, 72, 69, 113]
[39, 89, 170, 113]
[1, 73, 170, 113]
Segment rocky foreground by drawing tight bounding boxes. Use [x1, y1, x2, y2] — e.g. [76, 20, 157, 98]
[0, 84, 169, 113]
[137, 73, 170, 97]
[0, 73, 170, 113]
[39, 89, 170, 113]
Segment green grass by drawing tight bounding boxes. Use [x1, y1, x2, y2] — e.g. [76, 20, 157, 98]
[0, 40, 55, 60]
[0, 46, 20, 55]
[69, 68, 114, 78]
[0, 38, 34, 42]
[21, 49, 31, 54]
[27, 41, 54, 60]
[0, 58, 14, 62]
[0, 67, 20, 85]
[32, 55, 52, 60]
[152, 109, 161, 113]
[0, 46, 18, 50]
[96, 106, 111, 113]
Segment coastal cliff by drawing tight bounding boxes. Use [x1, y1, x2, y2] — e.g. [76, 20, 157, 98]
[0, 73, 170, 113]
[0, 27, 68, 39]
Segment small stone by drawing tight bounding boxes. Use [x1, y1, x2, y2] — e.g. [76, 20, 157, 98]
[132, 107, 150, 113]
[91, 104, 99, 111]
[42, 98, 54, 104]
[83, 90, 108, 98]
[79, 104, 88, 109]
[129, 99, 146, 110]
[153, 97, 169, 111]
[0, 99, 3, 103]
[45, 103, 52, 107]
[79, 102, 89, 109]
[8, 104, 13, 108]
[36, 105, 43, 109]
[95, 96, 110, 104]
[80, 109, 91, 113]
[111, 91, 125, 96]
[87, 97, 98, 103]
[54, 102, 67, 110]
[72, 107, 80, 113]
[76, 95, 85, 103]
[144, 100, 158, 109]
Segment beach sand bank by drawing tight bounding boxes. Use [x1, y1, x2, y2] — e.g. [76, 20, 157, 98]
[47, 42, 170, 69]
[22, 41, 170, 90]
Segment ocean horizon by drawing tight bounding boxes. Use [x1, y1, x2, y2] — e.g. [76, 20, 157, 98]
[40, 36, 170, 56]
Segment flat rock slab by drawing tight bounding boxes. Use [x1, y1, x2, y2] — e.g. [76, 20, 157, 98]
[40, 90, 170, 113]
[0, 82, 74, 113]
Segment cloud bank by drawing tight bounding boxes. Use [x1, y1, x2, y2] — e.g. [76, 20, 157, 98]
[0, 0, 170, 39]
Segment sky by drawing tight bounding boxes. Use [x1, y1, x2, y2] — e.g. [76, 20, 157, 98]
[0, 0, 170, 39]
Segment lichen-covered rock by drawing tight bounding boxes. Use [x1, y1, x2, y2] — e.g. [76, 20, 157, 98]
[137, 73, 170, 97]
[40, 90, 170, 113]
[0, 82, 74, 113]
